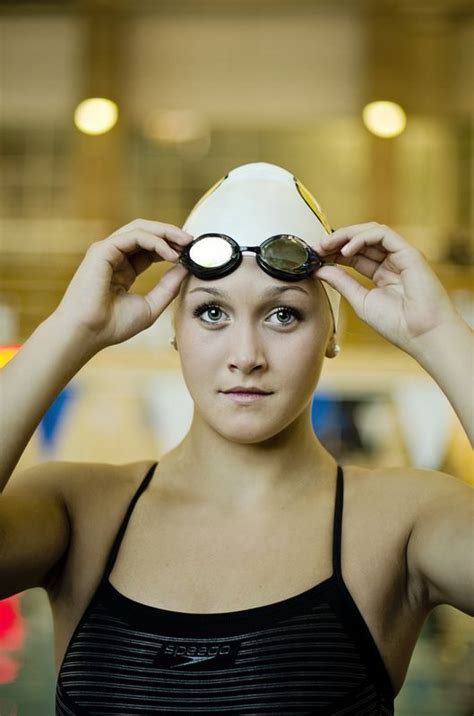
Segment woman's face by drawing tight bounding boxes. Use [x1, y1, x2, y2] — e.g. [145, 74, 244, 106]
[174, 256, 333, 444]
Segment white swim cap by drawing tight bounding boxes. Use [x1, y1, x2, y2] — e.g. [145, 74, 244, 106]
[182, 161, 340, 334]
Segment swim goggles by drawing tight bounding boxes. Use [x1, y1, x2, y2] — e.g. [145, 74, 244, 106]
[178, 233, 326, 282]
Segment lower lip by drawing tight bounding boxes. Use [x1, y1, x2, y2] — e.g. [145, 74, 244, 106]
[222, 392, 271, 403]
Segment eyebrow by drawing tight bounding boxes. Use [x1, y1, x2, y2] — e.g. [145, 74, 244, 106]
[188, 285, 310, 299]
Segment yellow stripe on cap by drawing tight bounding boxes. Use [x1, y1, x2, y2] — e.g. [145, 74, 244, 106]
[294, 177, 333, 235]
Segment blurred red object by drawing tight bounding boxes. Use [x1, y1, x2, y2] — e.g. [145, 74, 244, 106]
[0, 595, 25, 684]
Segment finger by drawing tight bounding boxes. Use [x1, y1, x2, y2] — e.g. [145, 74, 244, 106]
[163, 238, 192, 254]
[324, 226, 381, 250]
[115, 229, 179, 260]
[340, 228, 418, 272]
[325, 222, 379, 242]
[318, 226, 379, 256]
[123, 226, 193, 256]
[115, 242, 183, 291]
[110, 219, 193, 245]
[357, 245, 387, 262]
[139, 219, 194, 245]
[91, 231, 176, 275]
[319, 244, 386, 263]
[128, 248, 167, 277]
[330, 252, 380, 280]
[324, 224, 412, 257]
[314, 264, 369, 319]
[129, 241, 182, 277]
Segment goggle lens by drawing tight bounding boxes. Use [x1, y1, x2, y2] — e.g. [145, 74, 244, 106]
[260, 236, 307, 271]
[188, 236, 233, 268]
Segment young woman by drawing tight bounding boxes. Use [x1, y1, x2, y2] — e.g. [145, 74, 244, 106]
[1, 163, 472, 715]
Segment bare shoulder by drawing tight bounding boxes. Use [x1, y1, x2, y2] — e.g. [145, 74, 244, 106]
[45, 458, 157, 597]
[340, 462, 426, 549]
[58, 458, 157, 512]
[343, 461, 469, 528]
[342, 461, 463, 500]
[346, 462, 472, 610]
[359, 463, 472, 519]
[57, 458, 158, 552]
[400, 466, 473, 613]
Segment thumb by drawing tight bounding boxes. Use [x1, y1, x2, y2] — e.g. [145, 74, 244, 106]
[145, 262, 190, 322]
[314, 264, 369, 319]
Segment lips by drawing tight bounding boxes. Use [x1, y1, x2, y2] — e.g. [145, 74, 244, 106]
[222, 388, 271, 394]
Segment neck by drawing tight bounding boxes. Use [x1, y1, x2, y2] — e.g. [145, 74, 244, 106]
[163, 405, 336, 510]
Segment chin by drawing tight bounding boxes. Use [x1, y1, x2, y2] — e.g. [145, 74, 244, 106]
[216, 430, 276, 445]
[208, 414, 289, 445]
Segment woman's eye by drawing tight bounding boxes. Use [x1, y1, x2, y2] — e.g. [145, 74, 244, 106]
[192, 302, 302, 326]
[192, 302, 224, 323]
[272, 307, 301, 325]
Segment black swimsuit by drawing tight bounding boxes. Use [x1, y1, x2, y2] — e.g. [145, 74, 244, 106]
[56, 462, 395, 714]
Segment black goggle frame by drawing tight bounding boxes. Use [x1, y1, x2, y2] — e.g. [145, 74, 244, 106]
[179, 233, 325, 282]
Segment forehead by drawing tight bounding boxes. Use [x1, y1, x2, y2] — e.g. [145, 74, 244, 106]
[187, 284, 312, 301]
[180, 260, 320, 303]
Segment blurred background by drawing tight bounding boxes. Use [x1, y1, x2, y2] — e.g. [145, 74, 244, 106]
[0, 0, 473, 713]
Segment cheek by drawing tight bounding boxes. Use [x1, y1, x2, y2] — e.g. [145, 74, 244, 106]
[287, 327, 327, 386]
[180, 325, 215, 353]
[178, 329, 220, 388]
[296, 344, 325, 382]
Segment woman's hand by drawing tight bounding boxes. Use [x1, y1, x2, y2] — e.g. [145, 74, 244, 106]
[314, 222, 460, 355]
[54, 218, 193, 352]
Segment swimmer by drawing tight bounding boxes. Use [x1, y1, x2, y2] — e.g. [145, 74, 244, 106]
[1, 162, 472, 714]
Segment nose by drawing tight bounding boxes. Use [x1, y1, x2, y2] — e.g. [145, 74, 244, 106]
[227, 326, 267, 373]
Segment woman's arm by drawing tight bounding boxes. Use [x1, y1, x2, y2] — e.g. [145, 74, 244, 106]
[0, 312, 97, 490]
[409, 315, 473, 445]
[314, 222, 474, 617]
[315, 222, 473, 446]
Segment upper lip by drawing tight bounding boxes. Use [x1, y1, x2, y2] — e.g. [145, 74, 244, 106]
[222, 386, 272, 394]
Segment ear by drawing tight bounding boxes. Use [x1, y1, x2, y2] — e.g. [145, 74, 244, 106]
[325, 334, 340, 359]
